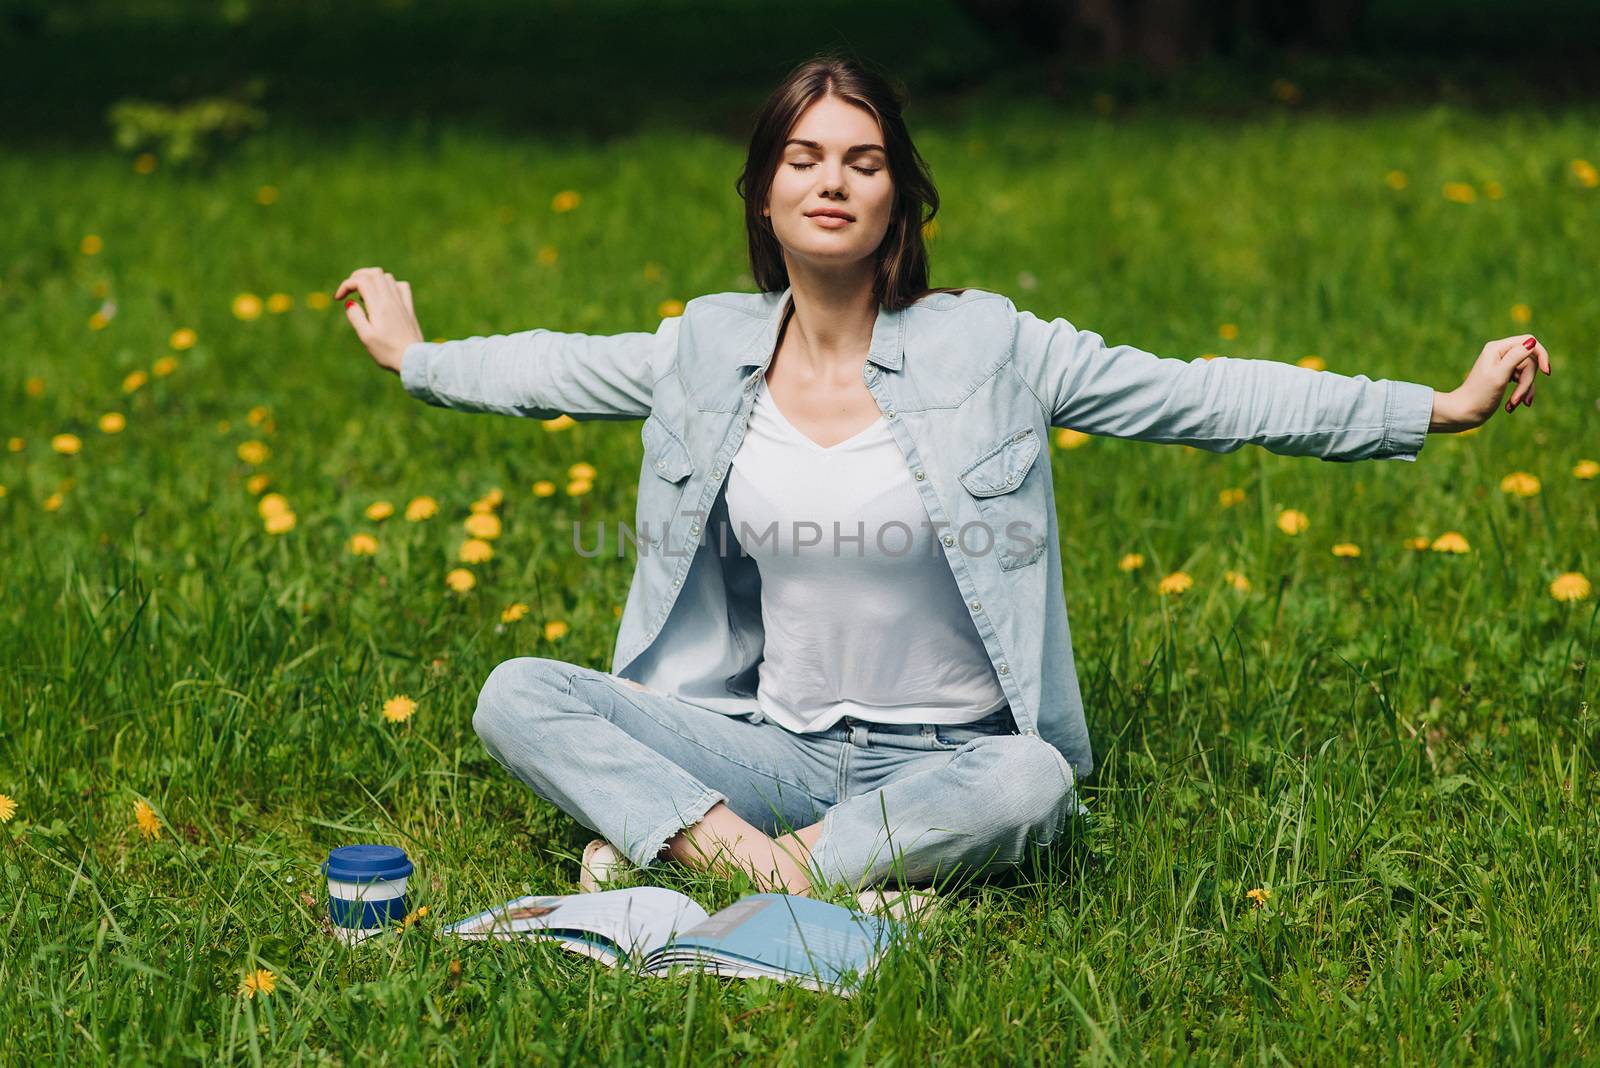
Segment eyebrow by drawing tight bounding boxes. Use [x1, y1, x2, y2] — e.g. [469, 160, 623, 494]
[783, 139, 886, 154]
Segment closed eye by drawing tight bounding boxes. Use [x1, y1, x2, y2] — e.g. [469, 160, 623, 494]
[789, 163, 880, 175]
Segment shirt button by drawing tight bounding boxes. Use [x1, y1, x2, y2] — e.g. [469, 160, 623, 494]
[713, 463, 727, 478]
[913, 469, 925, 481]
[864, 365, 877, 379]
[654, 460, 665, 471]
[998, 663, 1009, 675]
[886, 408, 897, 419]
[689, 522, 700, 535]
[671, 576, 681, 588]
[1022, 727, 1037, 736]
[968, 599, 981, 612]
[942, 534, 955, 547]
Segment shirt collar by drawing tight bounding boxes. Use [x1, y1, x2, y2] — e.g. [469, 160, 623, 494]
[736, 284, 906, 378]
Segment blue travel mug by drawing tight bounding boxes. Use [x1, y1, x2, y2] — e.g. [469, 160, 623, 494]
[323, 844, 414, 944]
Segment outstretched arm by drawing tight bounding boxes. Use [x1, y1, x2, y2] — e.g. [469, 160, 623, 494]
[1009, 300, 1553, 462]
[335, 266, 678, 421]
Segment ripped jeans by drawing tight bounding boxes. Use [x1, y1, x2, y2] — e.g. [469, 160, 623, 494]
[471, 656, 1082, 889]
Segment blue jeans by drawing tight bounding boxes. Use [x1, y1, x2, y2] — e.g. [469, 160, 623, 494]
[471, 657, 1081, 889]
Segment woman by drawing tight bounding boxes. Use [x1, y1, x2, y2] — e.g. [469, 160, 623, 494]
[335, 54, 1552, 904]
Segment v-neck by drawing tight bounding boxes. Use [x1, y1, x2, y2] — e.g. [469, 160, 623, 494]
[758, 376, 885, 453]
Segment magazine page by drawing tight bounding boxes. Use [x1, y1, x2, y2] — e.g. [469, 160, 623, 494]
[643, 893, 897, 994]
[441, 887, 710, 965]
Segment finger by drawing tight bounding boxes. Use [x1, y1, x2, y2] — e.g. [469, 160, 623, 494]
[344, 296, 373, 340]
[333, 266, 384, 302]
[1534, 340, 1551, 375]
[398, 280, 415, 318]
[1509, 358, 1535, 406]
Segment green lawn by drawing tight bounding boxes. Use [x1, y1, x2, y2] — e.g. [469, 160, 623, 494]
[2, 66, 1599, 1064]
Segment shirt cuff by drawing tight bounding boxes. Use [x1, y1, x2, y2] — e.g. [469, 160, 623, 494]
[1381, 379, 1434, 462]
[399, 341, 438, 402]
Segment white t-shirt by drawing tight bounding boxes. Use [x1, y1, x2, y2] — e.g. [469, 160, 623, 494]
[722, 376, 1009, 733]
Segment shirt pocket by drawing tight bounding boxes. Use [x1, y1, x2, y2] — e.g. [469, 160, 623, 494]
[957, 425, 1047, 571]
[638, 413, 695, 548]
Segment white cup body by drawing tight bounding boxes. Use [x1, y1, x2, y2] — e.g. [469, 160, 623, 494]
[327, 875, 409, 944]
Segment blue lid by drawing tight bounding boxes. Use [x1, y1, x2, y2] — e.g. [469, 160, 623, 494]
[323, 844, 413, 882]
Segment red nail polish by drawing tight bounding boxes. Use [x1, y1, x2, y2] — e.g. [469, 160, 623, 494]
[1523, 336, 1536, 350]
[345, 300, 355, 309]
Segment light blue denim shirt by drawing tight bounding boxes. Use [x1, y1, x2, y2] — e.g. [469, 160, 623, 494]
[400, 285, 1435, 780]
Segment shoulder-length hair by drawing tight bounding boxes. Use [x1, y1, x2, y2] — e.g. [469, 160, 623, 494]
[734, 52, 970, 312]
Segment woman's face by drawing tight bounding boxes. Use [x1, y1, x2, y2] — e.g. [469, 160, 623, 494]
[763, 95, 894, 273]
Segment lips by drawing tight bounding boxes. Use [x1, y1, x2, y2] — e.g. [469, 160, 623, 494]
[805, 209, 854, 221]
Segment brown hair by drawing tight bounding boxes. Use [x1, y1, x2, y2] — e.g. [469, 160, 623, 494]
[734, 52, 972, 312]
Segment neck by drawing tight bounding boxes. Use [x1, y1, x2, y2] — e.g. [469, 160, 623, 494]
[777, 259, 878, 382]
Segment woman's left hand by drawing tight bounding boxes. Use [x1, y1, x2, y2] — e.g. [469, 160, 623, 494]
[1433, 333, 1552, 431]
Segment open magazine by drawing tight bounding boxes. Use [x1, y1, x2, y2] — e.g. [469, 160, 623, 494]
[440, 886, 898, 995]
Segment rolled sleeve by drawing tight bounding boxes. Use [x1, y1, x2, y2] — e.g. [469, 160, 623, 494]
[399, 340, 439, 403]
[1378, 379, 1435, 463]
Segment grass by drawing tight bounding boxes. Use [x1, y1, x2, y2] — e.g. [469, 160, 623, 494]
[3, 16, 1600, 1063]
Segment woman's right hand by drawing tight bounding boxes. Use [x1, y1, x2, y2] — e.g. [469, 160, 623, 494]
[334, 266, 425, 374]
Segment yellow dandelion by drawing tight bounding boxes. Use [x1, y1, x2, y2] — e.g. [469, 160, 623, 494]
[80, 234, 103, 255]
[24, 376, 44, 397]
[1246, 887, 1271, 907]
[405, 496, 439, 522]
[1430, 531, 1471, 554]
[381, 695, 417, 723]
[566, 479, 593, 496]
[568, 462, 596, 481]
[1404, 535, 1431, 551]
[532, 480, 556, 497]
[231, 293, 263, 321]
[1199, 353, 1219, 361]
[658, 299, 685, 318]
[1331, 542, 1361, 558]
[543, 620, 570, 641]
[1117, 553, 1145, 572]
[1384, 169, 1408, 190]
[459, 538, 494, 564]
[1482, 180, 1503, 200]
[483, 487, 505, 508]
[1219, 487, 1245, 508]
[246, 473, 271, 495]
[151, 355, 178, 377]
[501, 602, 530, 623]
[246, 405, 270, 426]
[306, 291, 331, 310]
[1276, 508, 1309, 536]
[1296, 355, 1326, 371]
[349, 533, 378, 556]
[613, 604, 623, 617]
[255, 184, 279, 205]
[1054, 428, 1090, 450]
[1572, 459, 1599, 480]
[551, 189, 581, 213]
[445, 568, 476, 593]
[1218, 322, 1239, 341]
[642, 261, 663, 281]
[266, 292, 293, 314]
[1442, 181, 1477, 204]
[1550, 572, 1591, 603]
[134, 799, 161, 840]
[365, 500, 395, 521]
[464, 512, 502, 539]
[1270, 78, 1301, 104]
[98, 412, 126, 434]
[7, 437, 24, 452]
[1223, 569, 1251, 592]
[169, 327, 197, 350]
[0, 484, 5, 499]
[239, 969, 277, 998]
[1573, 160, 1599, 188]
[122, 369, 149, 394]
[258, 492, 290, 518]
[1157, 571, 1194, 596]
[0, 793, 16, 822]
[1498, 472, 1541, 498]
[263, 510, 297, 535]
[537, 245, 559, 266]
[542, 414, 575, 432]
[42, 492, 64, 512]
[1510, 303, 1532, 325]
[133, 152, 157, 174]
[401, 904, 429, 929]
[922, 218, 940, 240]
[236, 440, 270, 465]
[51, 433, 82, 456]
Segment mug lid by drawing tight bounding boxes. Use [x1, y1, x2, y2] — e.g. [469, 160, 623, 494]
[323, 844, 413, 882]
